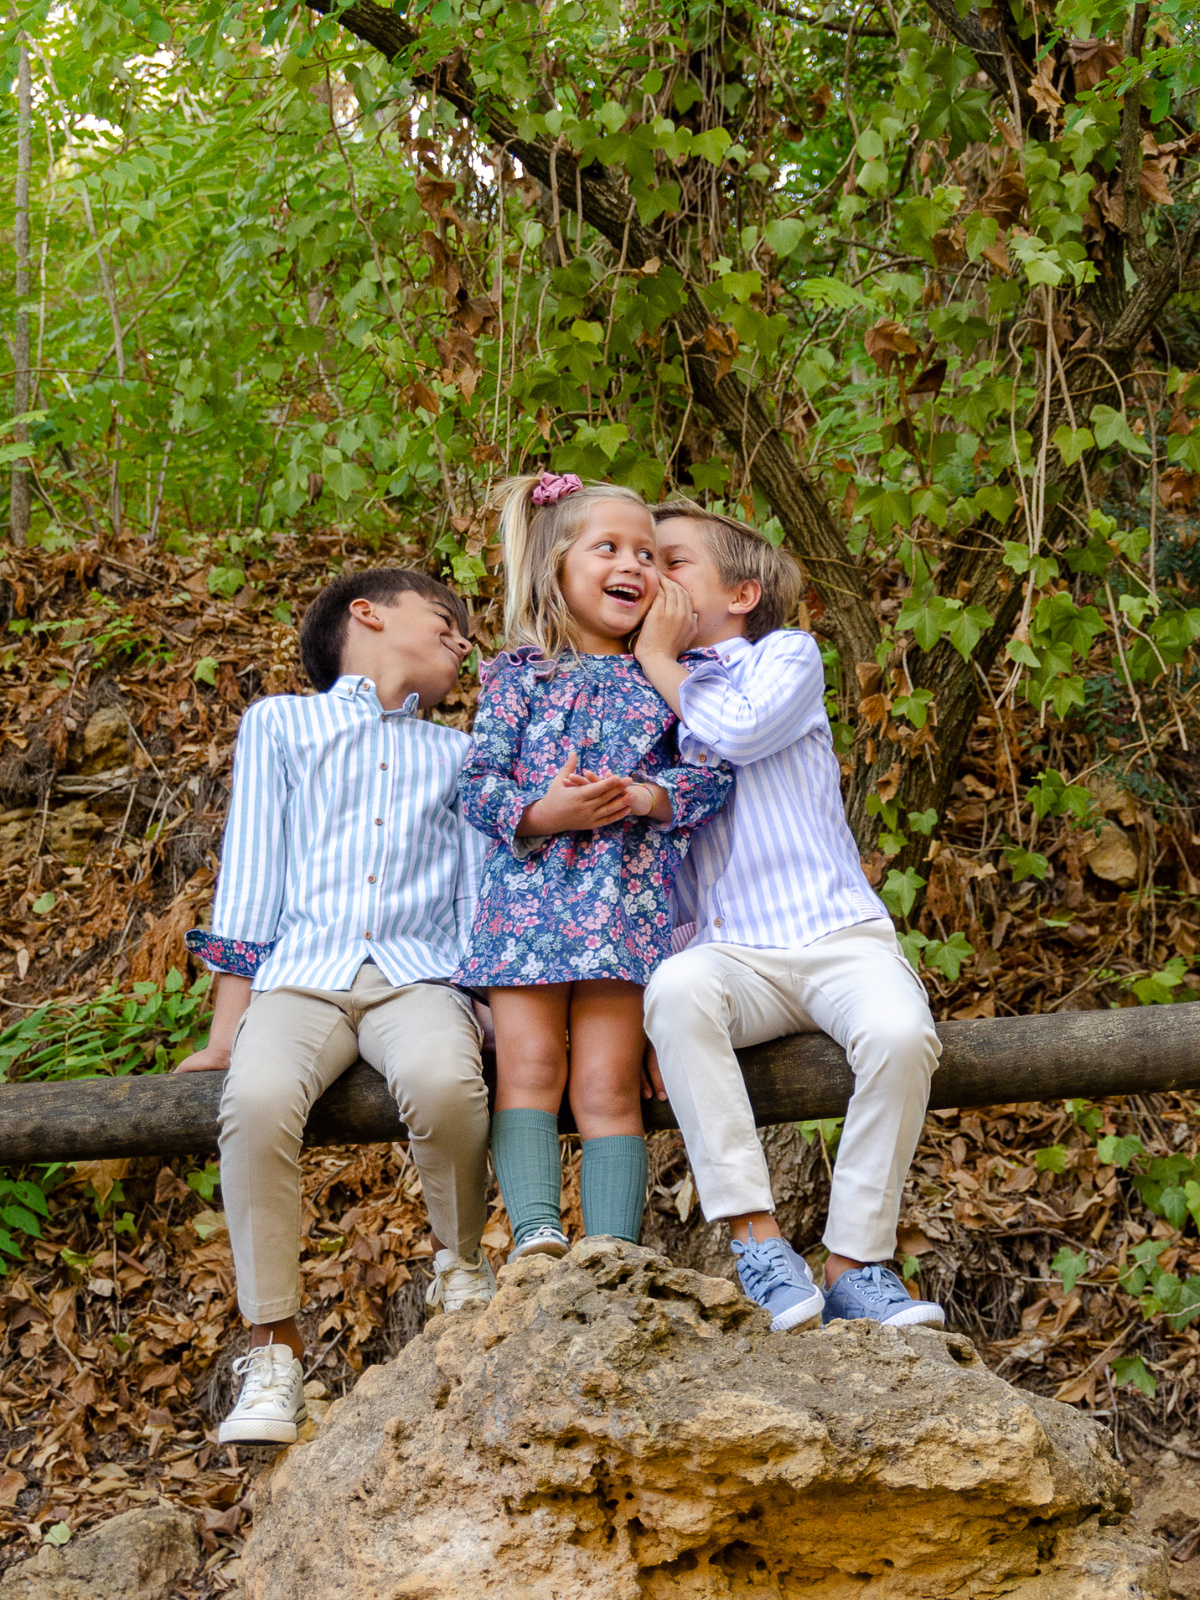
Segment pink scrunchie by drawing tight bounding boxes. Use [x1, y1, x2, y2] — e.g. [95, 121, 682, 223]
[531, 471, 583, 506]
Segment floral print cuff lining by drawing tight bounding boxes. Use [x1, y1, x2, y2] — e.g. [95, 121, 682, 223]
[185, 929, 276, 978]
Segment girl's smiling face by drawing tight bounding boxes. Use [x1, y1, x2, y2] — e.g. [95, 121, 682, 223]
[559, 501, 660, 653]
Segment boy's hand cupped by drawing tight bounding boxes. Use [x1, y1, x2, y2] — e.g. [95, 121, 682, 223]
[634, 579, 698, 664]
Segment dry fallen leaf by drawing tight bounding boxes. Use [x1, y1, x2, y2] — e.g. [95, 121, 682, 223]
[864, 318, 920, 376]
[1028, 56, 1065, 121]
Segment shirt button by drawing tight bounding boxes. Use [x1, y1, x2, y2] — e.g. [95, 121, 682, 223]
[375, 817, 383, 825]
[364, 931, 372, 940]
[713, 917, 724, 929]
[380, 762, 387, 770]
[723, 655, 731, 663]
[368, 875, 376, 884]
[699, 753, 708, 764]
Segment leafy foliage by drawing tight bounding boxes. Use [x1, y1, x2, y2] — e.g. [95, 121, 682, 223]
[0, 969, 210, 1082]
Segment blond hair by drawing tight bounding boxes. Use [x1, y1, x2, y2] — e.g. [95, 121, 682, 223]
[495, 474, 650, 658]
[651, 499, 802, 640]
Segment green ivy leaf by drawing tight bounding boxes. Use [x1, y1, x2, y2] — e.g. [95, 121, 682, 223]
[893, 688, 934, 728]
[1052, 424, 1095, 466]
[1096, 1133, 1143, 1168]
[1162, 1185, 1190, 1230]
[946, 603, 993, 662]
[973, 483, 1016, 523]
[923, 931, 975, 981]
[1036, 1145, 1066, 1173]
[1110, 1354, 1157, 1398]
[798, 276, 866, 310]
[1051, 1244, 1089, 1293]
[880, 866, 926, 919]
[324, 460, 370, 499]
[1092, 404, 1150, 455]
[764, 217, 804, 257]
[1003, 845, 1048, 883]
[691, 127, 732, 165]
[207, 566, 245, 600]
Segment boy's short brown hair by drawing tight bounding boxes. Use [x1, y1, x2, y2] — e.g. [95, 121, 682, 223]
[299, 567, 469, 691]
[651, 499, 802, 641]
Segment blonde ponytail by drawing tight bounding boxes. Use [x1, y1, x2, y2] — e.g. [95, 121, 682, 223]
[493, 474, 649, 660]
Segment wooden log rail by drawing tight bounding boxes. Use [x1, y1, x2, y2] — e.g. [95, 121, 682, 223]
[2, 1003, 1199, 1166]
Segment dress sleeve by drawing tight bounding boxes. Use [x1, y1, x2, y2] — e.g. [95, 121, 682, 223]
[648, 757, 733, 831]
[187, 700, 287, 976]
[458, 664, 549, 856]
[678, 631, 827, 764]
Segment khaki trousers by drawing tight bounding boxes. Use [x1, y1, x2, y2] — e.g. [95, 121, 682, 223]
[643, 921, 941, 1263]
[219, 961, 488, 1324]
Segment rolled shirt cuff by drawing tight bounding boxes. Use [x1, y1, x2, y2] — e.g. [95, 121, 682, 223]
[185, 929, 276, 978]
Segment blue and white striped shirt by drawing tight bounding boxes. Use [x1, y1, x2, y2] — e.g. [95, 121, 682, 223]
[199, 676, 488, 991]
[673, 631, 887, 950]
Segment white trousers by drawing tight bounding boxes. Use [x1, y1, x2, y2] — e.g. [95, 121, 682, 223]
[643, 920, 941, 1263]
[220, 962, 488, 1324]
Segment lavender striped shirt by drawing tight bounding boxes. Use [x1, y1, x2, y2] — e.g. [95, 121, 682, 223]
[672, 631, 887, 950]
[200, 676, 487, 991]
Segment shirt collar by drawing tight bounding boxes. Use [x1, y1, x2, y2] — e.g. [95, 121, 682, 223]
[703, 634, 753, 664]
[330, 675, 420, 717]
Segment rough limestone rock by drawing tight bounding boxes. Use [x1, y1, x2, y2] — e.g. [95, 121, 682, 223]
[0, 1505, 199, 1600]
[243, 1240, 1169, 1599]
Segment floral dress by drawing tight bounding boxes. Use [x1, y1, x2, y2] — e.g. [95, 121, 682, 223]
[457, 648, 732, 987]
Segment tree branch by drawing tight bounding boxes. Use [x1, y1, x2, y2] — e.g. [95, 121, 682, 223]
[920, 0, 1021, 99]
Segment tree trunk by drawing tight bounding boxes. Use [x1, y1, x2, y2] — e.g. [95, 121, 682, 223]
[4, 1004, 1199, 1164]
[9, 42, 31, 546]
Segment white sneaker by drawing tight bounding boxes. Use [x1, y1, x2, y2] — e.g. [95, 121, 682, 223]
[508, 1225, 569, 1264]
[425, 1248, 497, 1315]
[218, 1343, 306, 1446]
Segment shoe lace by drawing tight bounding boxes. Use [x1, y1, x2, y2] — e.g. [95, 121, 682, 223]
[426, 1252, 488, 1308]
[732, 1237, 794, 1297]
[230, 1348, 292, 1411]
[846, 1264, 909, 1309]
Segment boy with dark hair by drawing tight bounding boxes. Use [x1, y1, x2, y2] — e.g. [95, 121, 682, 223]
[634, 501, 944, 1333]
[177, 567, 494, 1446]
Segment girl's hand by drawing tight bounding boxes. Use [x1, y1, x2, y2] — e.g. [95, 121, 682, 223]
[635, 578, 698, 665]
[627, 781, 671, 821]
[516, 752, 634, 835]
[567, 769, 672, 823]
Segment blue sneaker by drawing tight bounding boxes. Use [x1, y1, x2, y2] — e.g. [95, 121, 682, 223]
[731, 1231, 825, 1332]
[822, 1263, 944, 1328]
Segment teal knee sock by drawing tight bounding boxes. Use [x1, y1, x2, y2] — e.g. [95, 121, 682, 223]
[581, 1135, 648, 1244]
[491, 1108, 562, 1248]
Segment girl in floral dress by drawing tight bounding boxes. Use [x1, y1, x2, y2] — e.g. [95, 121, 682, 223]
[457, 472, 732, 1259]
